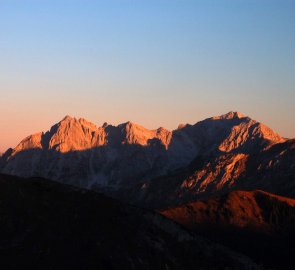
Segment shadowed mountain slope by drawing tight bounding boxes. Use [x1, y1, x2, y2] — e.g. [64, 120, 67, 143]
[118, 139, 295, 208]
[160, 190, 295, 269]
[161, 190, 295, 232]
[0, 174, 258, 270]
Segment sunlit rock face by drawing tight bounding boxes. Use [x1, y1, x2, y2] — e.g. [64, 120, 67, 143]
[12, 116, 107, 154]
[180, 153, 249, 193]
[120, 139, 295, 209]
[178, 139, 295, 199]
[120, 121, 172, 148]
[0, 112, 286, 195]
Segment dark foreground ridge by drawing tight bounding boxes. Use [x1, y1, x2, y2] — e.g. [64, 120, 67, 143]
[0, 174, 258, 270]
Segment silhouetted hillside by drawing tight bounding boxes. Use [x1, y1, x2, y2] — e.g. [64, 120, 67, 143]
[0, 174, 258, 270]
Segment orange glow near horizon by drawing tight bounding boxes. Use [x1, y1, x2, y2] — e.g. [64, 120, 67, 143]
[1, 104, 294, 153]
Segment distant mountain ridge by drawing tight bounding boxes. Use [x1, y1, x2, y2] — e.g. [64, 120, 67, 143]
[3, 111, 284, 155]
[1, 111, 292, 206]
[10, 115, 173, 154]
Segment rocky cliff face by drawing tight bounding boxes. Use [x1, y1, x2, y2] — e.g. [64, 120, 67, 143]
[0, 112, 287, 198]
[9, 116, 173, 155]
[121, 139, 295, 209]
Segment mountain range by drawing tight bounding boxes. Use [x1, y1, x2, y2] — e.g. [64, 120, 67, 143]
[1, 111, 295, 269]
[1, 111, 294, 208]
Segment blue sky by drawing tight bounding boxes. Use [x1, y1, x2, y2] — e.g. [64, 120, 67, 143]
[0, 0, 294, 151]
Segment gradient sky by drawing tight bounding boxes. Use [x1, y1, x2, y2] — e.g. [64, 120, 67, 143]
[0, 0, 295, 152]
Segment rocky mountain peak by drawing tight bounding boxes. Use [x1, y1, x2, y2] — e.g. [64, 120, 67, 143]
[102, 122, 108, 128]
[177, 123, 187, 130]
[12, 132, 43, 155]
[119, 121, 171, 147]
[60, 115, 74, 122]
[212, 111, 245, 120]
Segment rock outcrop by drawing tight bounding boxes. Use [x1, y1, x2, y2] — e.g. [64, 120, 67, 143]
[122, 139, 295, 209]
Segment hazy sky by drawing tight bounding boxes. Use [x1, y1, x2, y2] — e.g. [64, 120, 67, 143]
[0, 0, 295, 152]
